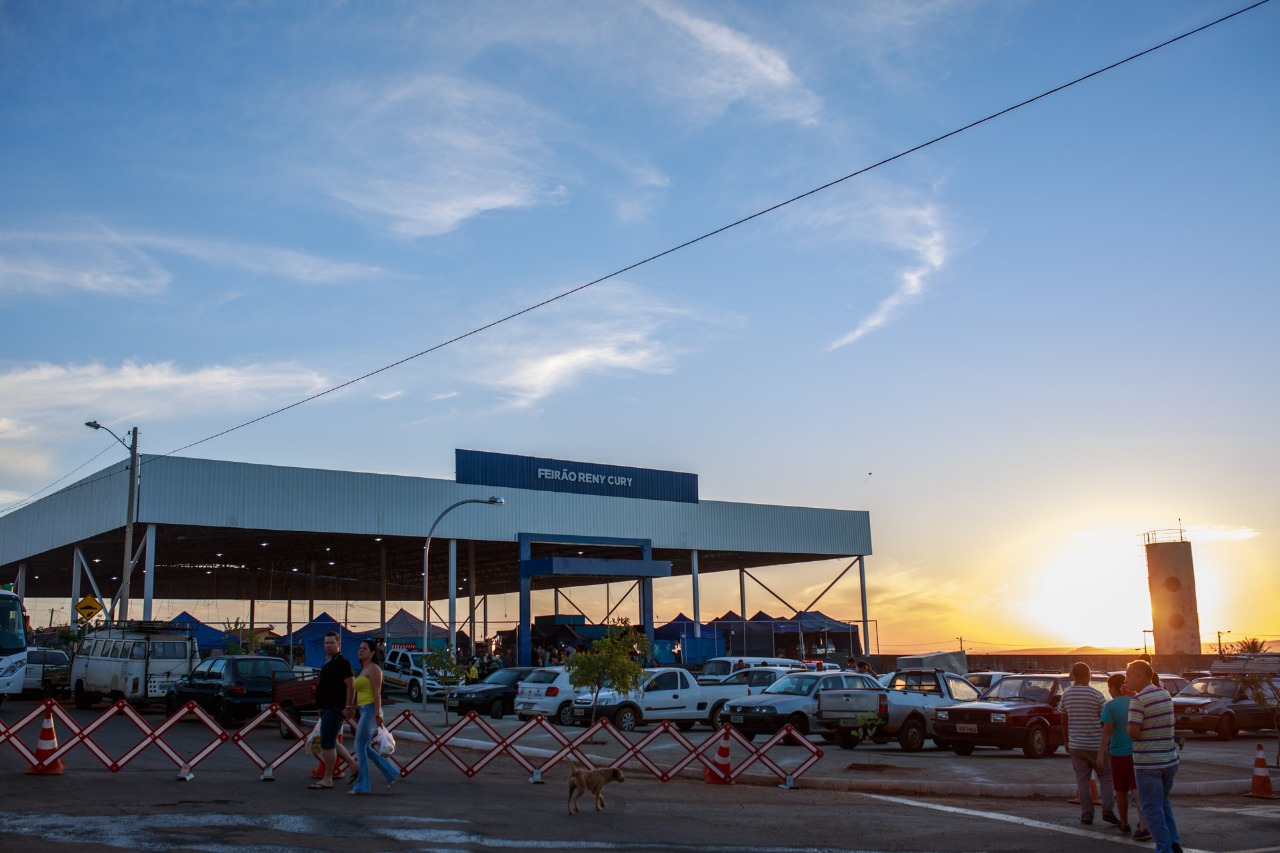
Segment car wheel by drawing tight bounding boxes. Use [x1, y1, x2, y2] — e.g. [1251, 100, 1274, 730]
[74, 683, 92, 710]
[781, 713, 810, 745]
[1216, 715, 1236, 740]
[407, 681, 422, 703]
[488, 699, 504, 720]
[613, 706, 640, 732]
[1022, 723, 1051, 758]
[898, 718, 926, 752]
[835, 728, 860, 750]
[555, 702, 574, 727]
[165, 695, 180, 718]
[951, 742, 976, 756]
[675, 720, 695, 731]
[819, 732, 837, 743]
[216, 700, 237, 729]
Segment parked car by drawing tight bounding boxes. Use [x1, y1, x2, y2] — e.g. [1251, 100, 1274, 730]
[715, 665, 797, 692]
[72, 625, 198, 709]
[384, 648, 447, 702]
[718, 671, 882, 741]
[696, 656, 804, 684]
[965, 671, 1013, 691]
[165, 655, 295, 726]
[24, 648, 71, 696]
[819, 668, 980, 751]
[932, 672, 1110, 758]
[1172, 675, 1280, 739]
[445, 667, 537, 719]
[515, 667, 594, 725]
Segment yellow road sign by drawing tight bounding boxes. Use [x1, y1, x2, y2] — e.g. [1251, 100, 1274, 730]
[75, 595, 102, 621]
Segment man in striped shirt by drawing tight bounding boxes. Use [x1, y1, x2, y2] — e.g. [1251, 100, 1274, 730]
[1126, 659, 1182, 853]
[1059, 662, 1115, 825]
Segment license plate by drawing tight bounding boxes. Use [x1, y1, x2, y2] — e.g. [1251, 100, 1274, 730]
[957, 723, 978, 734]
[730, 715, 744, 724]
[446, 701, 458, 708]
[518, 703, 533, 711]
[838, 718, 858, 727]
[573, 708, 586, 717]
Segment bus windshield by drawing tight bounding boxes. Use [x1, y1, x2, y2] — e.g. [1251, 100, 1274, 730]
[0, 595, 27, 654]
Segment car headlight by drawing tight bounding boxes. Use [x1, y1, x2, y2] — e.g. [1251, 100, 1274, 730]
[936, 710, 949, 721]
[991, 713, 1007, 723]
[1185, 707, 1199, 715]
[0, 662, 23, 677]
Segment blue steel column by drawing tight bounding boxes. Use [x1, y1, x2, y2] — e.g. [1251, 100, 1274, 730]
[859, 556, 869, 659]
[691, 550, 701, 638]
[141, 524, 156, 620]
[519, 575, 532, 666]
[448, 539, 457, 659]
[641, 579, 654, 657]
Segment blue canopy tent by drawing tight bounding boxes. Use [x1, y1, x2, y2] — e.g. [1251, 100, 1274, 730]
[653, 613, 724, 663]
[167, 611, 230, 653]
[769, 610, 861, 657]
[278, 612, 364, 668]
[380, 608, 454, 652]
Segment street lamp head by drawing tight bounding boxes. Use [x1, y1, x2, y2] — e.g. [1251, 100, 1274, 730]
[85, 421, 102, 430]
[488, 496, 504, 505]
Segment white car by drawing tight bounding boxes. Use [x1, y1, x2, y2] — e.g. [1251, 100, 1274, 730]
[24, 648, 70, 693]
[515, 667, 591, 725]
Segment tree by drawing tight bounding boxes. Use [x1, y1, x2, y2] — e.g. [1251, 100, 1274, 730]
[565, 618, 650, 729]
[1230, 637, 1271, 655]
[421, 646, 468, 724]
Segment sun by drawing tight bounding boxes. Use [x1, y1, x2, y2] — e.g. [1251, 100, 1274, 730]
[1014, 528, 1155, 650]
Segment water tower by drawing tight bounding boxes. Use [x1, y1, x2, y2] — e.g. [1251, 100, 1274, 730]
[1142, 528, 1202, 655]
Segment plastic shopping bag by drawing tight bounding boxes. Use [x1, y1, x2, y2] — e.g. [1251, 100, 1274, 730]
[305, 720, 323, 756]
[372, 725, 396, 757]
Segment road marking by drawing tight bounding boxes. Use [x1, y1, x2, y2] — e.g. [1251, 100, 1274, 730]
[1195, 805, 1280, 818]
[858, 793, 1214, 852]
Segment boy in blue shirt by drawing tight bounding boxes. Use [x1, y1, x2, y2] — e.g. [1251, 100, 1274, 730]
[1098, 673, 1143, 836]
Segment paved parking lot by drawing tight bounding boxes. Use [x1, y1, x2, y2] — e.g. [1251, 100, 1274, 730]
[1, 696, 1277, 852]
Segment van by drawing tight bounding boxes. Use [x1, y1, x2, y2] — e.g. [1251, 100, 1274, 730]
[71, 622, 199, 709]
[697, 656, 804, 684]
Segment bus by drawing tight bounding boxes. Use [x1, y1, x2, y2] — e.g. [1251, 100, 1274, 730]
[0, 589, 28, 706]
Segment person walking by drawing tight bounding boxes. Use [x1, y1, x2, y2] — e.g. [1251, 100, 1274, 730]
[349, 639, 400, 795]
[308, 631, 357, 790]
[1059, 662, 1116, 826]
[1098, 673, 1144, 836]
[1126, 659, 1183, 853]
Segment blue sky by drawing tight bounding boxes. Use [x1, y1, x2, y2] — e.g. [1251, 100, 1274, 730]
[2, 1, 1277, 652]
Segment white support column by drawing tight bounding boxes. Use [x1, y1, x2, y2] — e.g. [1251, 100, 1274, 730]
[142, 524, 157, 620]
[447, 539, 457, 658]
[71, 549, 83, 621]
[690, 550, 701, 638]
[858, 555, 870, 658]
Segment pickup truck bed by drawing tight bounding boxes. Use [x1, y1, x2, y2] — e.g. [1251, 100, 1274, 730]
[817, 669, 981, 751]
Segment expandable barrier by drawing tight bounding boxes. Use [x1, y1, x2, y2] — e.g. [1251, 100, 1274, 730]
[0, 700, 823, 788]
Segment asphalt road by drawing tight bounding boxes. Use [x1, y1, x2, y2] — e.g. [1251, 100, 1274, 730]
[1, 697, 1277, 852]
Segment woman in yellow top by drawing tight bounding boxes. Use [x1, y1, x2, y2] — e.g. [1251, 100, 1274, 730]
[348, 639, 400, 795]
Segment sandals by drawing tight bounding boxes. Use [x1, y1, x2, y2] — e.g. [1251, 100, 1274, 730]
[306, 782, 332, 790]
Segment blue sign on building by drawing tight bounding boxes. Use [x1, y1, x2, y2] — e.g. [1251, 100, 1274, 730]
[456, 449, 698, 503]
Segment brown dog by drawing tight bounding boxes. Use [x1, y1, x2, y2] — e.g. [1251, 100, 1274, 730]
[567, 763, 624, 814]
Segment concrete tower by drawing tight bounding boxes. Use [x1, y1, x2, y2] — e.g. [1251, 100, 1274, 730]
[1143, 529, 1202, 655]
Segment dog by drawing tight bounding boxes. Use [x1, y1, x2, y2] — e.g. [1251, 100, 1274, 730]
[567, 763, 624, 815]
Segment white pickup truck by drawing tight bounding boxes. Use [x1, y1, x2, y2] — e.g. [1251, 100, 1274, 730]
[570, 666, 780, 732]
[383, 648, 445, 703]
[817, 668, 981, 751]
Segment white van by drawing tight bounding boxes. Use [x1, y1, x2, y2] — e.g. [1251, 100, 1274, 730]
[71, 623, 199, 709]
[697, 656, 804, 684]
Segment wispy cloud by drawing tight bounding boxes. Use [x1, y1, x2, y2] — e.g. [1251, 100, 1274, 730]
[467, 283, 701, 408]
[642, 0, 821, 125]
[806, 189, 951, 350]
[0, 228, 380, 298]
[1184, 525, 1259, 544]
[314, 76, 568, 238]
[0, 360, 329, 427]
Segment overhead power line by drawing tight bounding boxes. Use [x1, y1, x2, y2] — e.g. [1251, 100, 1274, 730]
[4, 0, 1270, 512]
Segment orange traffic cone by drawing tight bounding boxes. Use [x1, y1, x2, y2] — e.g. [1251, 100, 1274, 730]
[1245, 743, 1279, 799]
[310, 727, 349, 780]
[703, 730, 733, 785]
[26, 709, 65, 775]
[1070, 771, 1102, 805]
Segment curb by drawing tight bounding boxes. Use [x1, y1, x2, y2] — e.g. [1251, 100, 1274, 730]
[392, 731, 1251, 797]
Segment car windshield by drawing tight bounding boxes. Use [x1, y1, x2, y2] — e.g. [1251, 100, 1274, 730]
[484, 669, 526, 685]
[1180, 678, 1239, 699]
[984, 677, 1058, 702]
[702, 661, 733, 678]
[526, 670, 560, 684]
[235, 658, 292, 680]
[763, 673, 820, 696]
[0, 597, 26, 654]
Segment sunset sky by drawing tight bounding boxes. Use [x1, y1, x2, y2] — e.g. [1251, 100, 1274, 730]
[2, 2, 1276, 654]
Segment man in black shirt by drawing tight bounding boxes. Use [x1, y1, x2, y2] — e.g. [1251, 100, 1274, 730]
[308, 631, 356, 789]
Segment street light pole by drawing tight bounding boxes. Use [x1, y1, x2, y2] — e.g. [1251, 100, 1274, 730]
[422, 496, 504, 711]
[85, 421, 138, 623]
[1218, 630, 1231, 656]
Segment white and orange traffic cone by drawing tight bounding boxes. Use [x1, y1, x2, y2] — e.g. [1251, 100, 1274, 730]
[310, 727, 349, 780]
[1245, 743, 1279, 799]
[703, 729, 733, 785]
[26, 709, 65, 775]
[1069, 770, 1102, 805]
